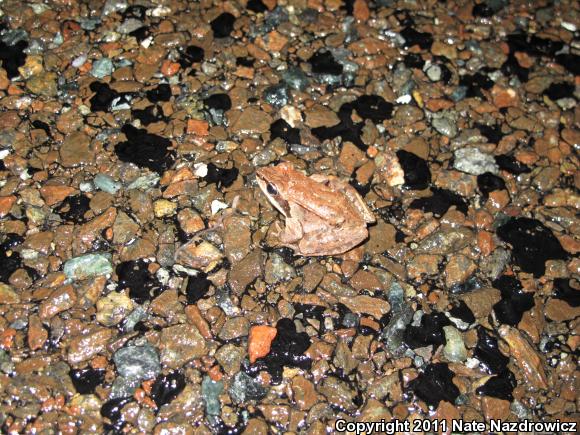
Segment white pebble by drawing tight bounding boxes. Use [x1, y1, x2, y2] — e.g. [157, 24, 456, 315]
[149, 6, 172, 17]
[396, 94, 412, 104]
[561, 21, 577, 32]
[72, 55, 87, 68]
[193, 162, 208, 178]
[211, 199, 228, 215]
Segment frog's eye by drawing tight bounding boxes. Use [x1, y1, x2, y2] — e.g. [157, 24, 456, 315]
[267, 183, 278, 195]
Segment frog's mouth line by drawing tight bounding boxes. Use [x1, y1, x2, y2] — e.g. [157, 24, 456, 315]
[266, 193, 290, 217]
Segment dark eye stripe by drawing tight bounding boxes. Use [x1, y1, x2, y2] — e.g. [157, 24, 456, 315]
[279, 198, 290, 215]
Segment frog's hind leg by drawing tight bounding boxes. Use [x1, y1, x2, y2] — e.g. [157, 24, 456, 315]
[310, 174, 375, 224]
[298, 225, 369, 256]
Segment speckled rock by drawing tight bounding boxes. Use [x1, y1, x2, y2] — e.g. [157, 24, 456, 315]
[160, 324, 207, 368]
[174, 240, 223, 272]
[59, 131, 95, 167]
[499, 325, 548, 390]
[415, 227, 474, 255]
[68, 328, 113, 364]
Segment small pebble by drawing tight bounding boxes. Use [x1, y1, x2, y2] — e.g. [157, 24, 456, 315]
[90, 58, 114, 78]
[64, 253, 113, 280]
[454, 147, 500, 175]
[94, 173, 122, 194]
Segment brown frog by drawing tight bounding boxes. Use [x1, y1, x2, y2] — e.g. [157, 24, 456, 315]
[256, 162, 375, 256]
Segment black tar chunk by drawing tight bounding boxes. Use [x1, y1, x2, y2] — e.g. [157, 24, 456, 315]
[497, 217, 568, 277]
[409, 363, 460, 408]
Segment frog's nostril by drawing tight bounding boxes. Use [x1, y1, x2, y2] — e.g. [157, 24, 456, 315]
[267, 183, 278, 195]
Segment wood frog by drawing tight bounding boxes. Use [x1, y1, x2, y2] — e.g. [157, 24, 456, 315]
[256, 162, 375, 256]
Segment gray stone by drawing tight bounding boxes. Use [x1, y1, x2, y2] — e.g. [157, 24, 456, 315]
[480, 247, 510, 280]
[90, 58, 114, 78]
[117, 18, 144, 34]
[415, 228, 474, 255]
[201, 376, 223, 424]
[443, 326, 467, 362]
[454, 147, 499, 175]
[110, 375, 141, 400]
[64, 253, 113, 280]
[426, 64, 442, 81]
[122, 306, 148, 332]
[113, 343, 161, 381]
[127, 173, 160, 190]
[262, 83, 290, 109]
[229, 372, 268, 404]
[432, 114, 458, 138]
[264, 253, 296, 284]
[380, 281, 413, 355]
[282, 67, 309, 91]
[102, 0, 128, 16]
[342, 312, 359, 328]
[94, 173, 122, 194]
[450, 86, 468, 102]
[215, 344, 245, 376]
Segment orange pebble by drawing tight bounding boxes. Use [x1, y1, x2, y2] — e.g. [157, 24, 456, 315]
[7, 84, 23, 95]
[0, 328, 16, 349]
[0, 196, 16, 218]
[161, 60, 180, 77]
[142, 379, 154, 395]
[208, 365, 223, 382]
[366, 145, 378, 158]
[78, 61, 92, 74]
[134, 387, 157, 409]
[133, 388, 146, 402]
[104, 227, 113, 240]
[186, 119, 209, 136]
[477, 230, 494, 256]
[90, 355, 108, 369]
[31, 100, 44, 112]
[427, 291, 439, 304]
[248, 325, 277, 364]
[353, 0, 370, 21]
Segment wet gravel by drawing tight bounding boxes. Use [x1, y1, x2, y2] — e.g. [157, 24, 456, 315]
[0, 0, 579, 433]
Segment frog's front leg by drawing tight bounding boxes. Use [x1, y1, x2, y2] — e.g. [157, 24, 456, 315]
[276, 217, 303, 246]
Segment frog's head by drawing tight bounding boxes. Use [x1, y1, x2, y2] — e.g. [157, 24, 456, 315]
[256, 163, 293, 217]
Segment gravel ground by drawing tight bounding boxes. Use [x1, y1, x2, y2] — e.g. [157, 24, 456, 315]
[0, 0, 578, 433]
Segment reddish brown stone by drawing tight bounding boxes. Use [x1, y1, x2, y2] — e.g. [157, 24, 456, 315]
[185, 305, 213, 339]
[481, 396, 511, 421]
[38, 285, 77, 321]
[0, 195, 16, 217]
[187, 119, 209, 136]
[353, 0, 370, 21]
[492, 85, 519, 108]
[161, 60, 180, 76]
[40, 185, 76, 206]
[499, 325, 548, 390]
[27, 315, 48, 351]
[248, 325, 277, 364]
